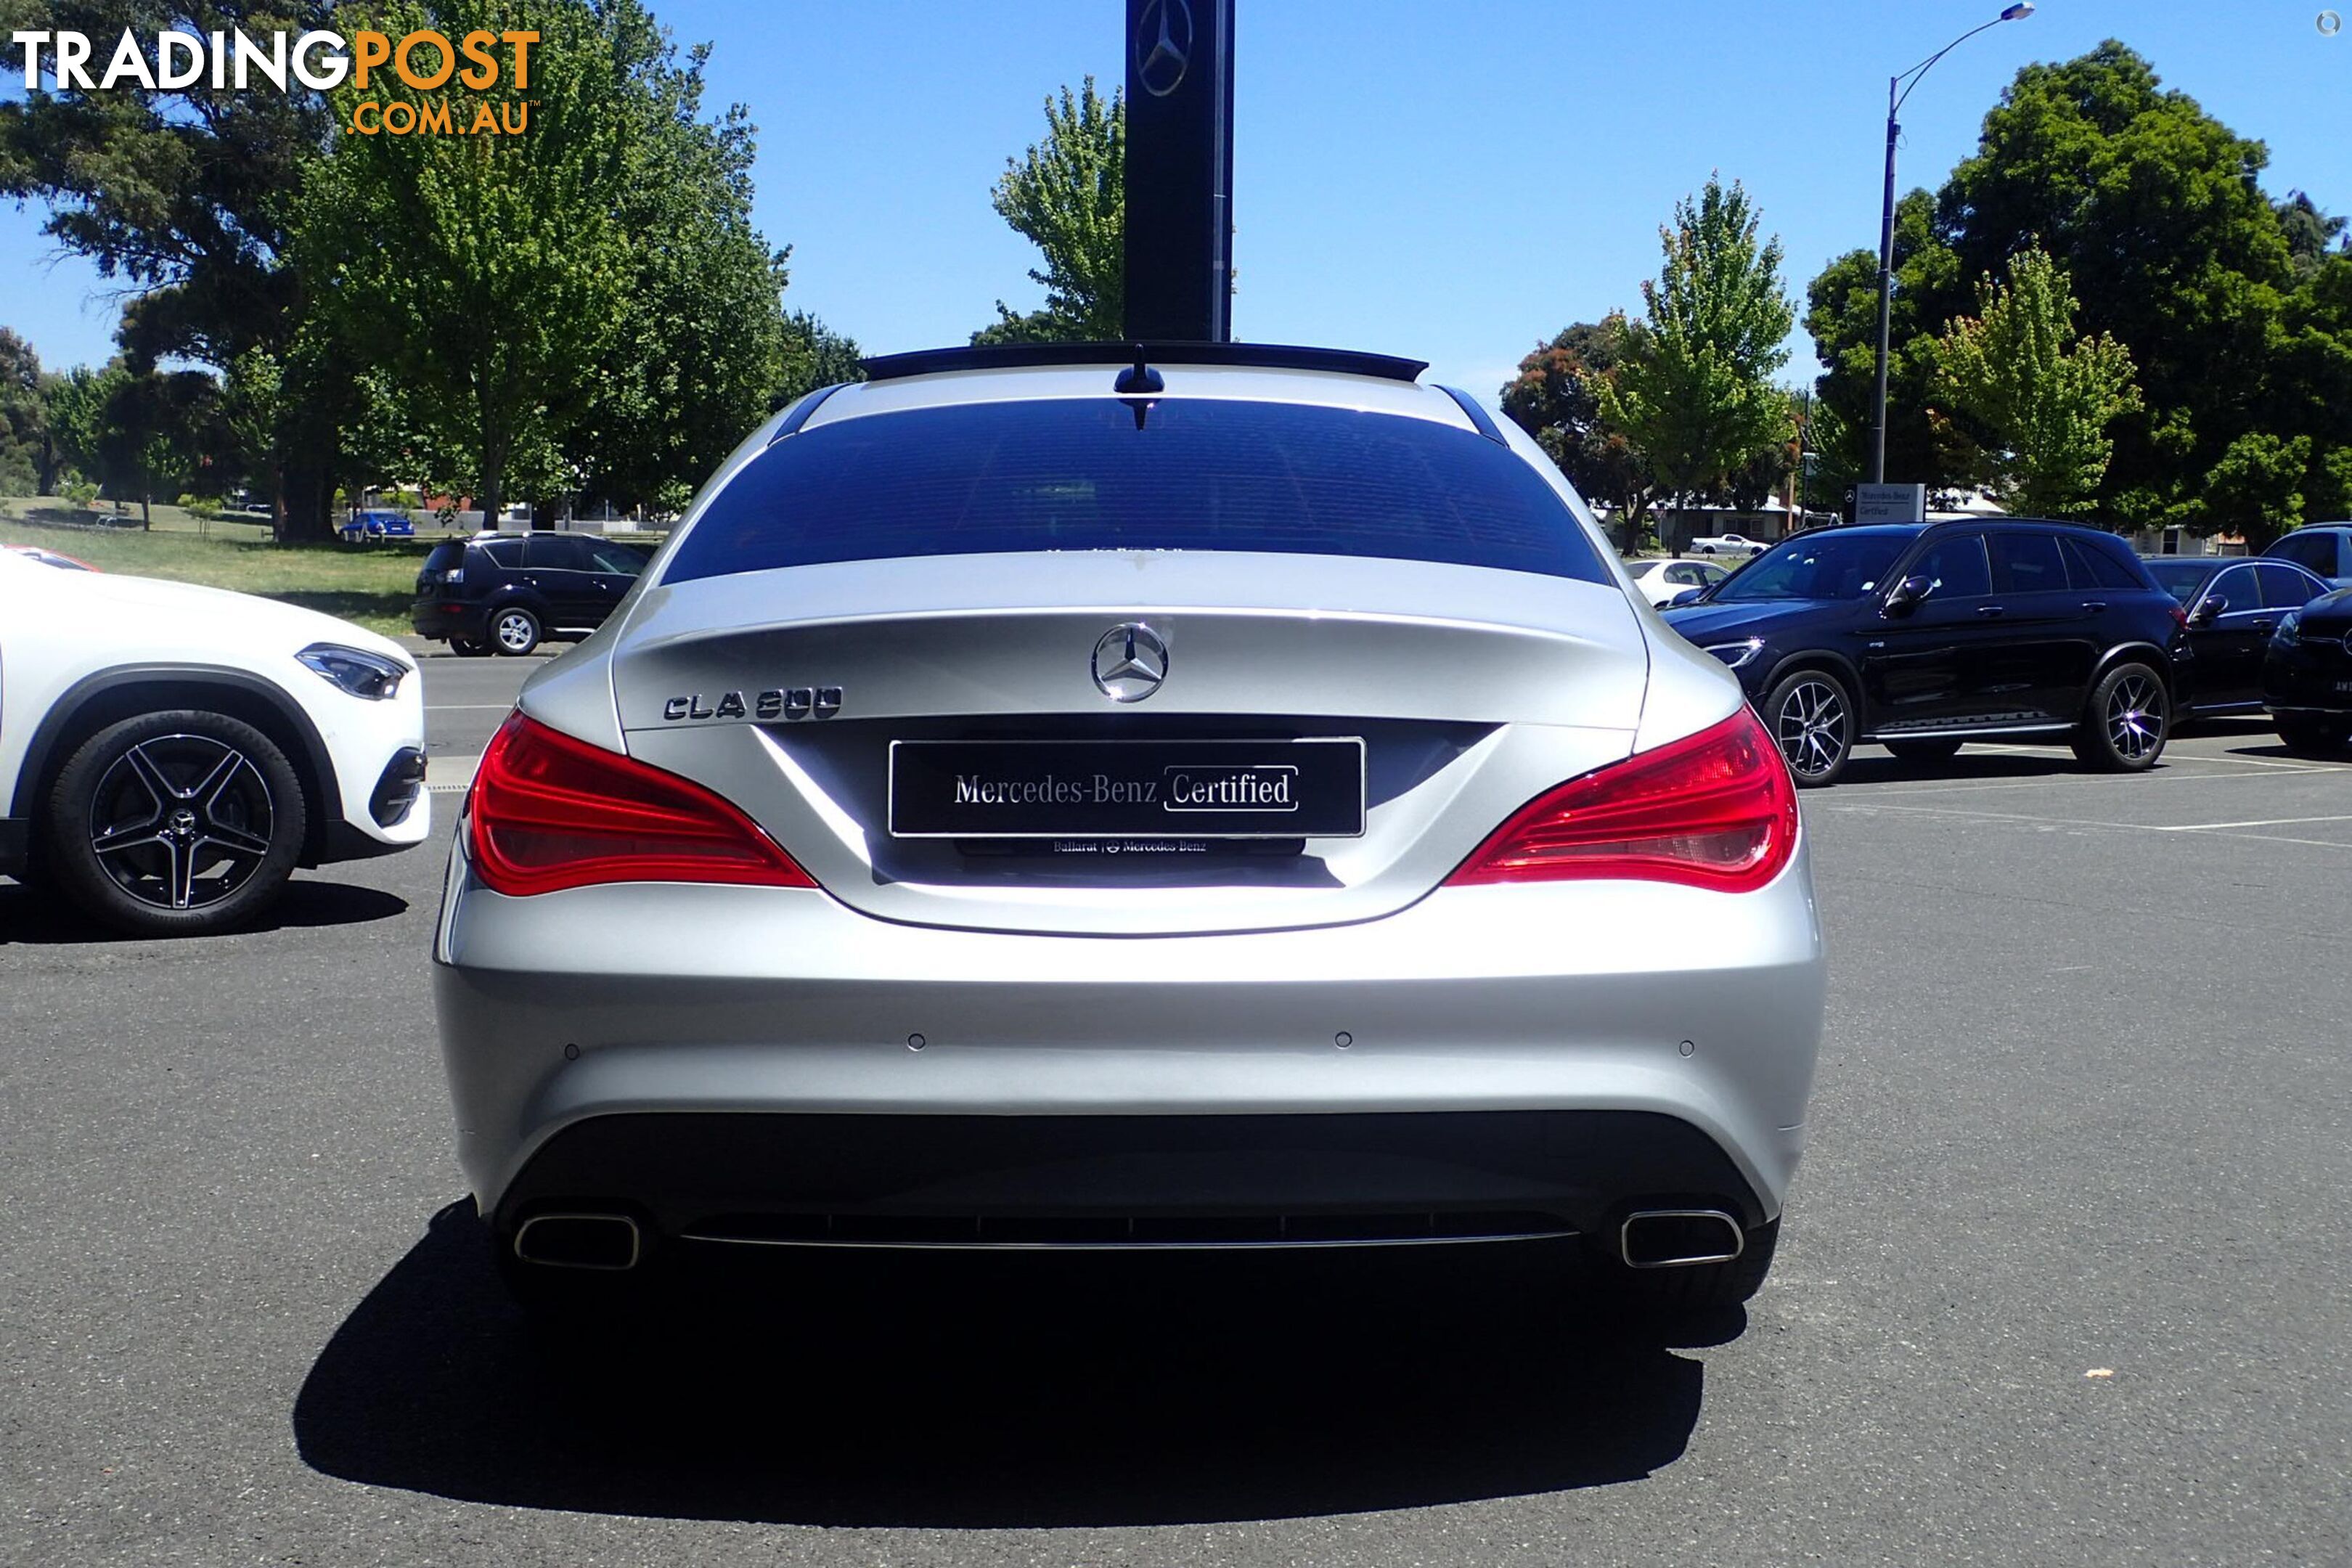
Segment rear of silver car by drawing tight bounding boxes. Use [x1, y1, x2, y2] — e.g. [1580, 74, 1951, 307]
[433, 356, 1825, 1307]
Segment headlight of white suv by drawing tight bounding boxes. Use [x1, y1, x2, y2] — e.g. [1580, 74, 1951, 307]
[298, 642, 410, 701]
[1703, 637, 1766, 669]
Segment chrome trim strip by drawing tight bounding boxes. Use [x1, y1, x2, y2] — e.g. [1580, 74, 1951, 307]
[1863, 722, 2075, 741]
[679, 1228, 1579, 1252]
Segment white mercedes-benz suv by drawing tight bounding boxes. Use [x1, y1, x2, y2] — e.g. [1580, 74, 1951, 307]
[433, 343, 1826, 1315]
[0, 549, 429, 934]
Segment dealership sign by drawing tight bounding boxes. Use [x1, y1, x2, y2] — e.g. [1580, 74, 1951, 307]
[1854, 483, 1927, 524]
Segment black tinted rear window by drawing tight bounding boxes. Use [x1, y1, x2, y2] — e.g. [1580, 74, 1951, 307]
[421, 542, 465, 574]
[663, 399, 1607, 585]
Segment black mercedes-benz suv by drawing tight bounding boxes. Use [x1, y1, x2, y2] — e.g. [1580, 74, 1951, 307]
[1661, 520, 2186, 785]
[2261, 584, 2352, 755]
[410, 532, 651, 657]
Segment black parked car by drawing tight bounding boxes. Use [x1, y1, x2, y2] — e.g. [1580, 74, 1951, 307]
[411, 533, 652, 656]
[2261, 584, 2352, 755]
[2141, 556, 2332, 719]
[2261, 523, 2352, 591]
[1662, 520, 2186, 785]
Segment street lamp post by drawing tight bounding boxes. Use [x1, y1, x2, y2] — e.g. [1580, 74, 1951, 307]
[1869, 2, 2033, 485]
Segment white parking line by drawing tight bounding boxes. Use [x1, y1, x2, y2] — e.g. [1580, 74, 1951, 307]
[425, 754, 482, 792]
[1845, 762, 2335, 798]
[424, 702, 517, 711]
[1827, 798, 2352, 850]
[2149, 814, 2352, 832]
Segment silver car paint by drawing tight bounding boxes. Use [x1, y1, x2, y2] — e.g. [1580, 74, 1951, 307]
[446, 359, 1826, 1236]
[436, 844, 1822, 1218]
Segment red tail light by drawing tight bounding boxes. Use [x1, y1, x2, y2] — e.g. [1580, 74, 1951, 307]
[467, 712, 817, 897]
[1446, 707, 1798, 893]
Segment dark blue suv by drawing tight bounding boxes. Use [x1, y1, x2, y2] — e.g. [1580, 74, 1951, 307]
[1662, 520, 2186, 785]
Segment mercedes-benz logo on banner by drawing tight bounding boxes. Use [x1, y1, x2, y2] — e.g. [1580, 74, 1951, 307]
[1135, 0, 1193, 97]
[1092, 624, 1169, 702]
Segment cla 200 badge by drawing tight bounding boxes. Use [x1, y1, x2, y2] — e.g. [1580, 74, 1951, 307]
[661, 686, 841, 722]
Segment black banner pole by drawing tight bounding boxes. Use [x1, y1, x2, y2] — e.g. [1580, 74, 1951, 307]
[1123, 0, 1234, 342]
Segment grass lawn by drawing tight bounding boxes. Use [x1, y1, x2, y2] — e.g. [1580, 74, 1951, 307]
[0, 497, 433, 636]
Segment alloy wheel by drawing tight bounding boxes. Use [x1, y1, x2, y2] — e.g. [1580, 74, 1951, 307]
[1773, 676, 1848, 781]
[2104, 671, 2165, 762]
[495, 611, 538, 653]
[86, 734, 276, 911]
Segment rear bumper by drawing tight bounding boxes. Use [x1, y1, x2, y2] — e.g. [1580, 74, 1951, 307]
[492, 1108, 1767, 1246]
[409, 600, 483, 641]
[434, 838, 1826, 1235]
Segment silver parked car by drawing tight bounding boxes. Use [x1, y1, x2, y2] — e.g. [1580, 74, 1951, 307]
[434, 343, 1826, 1314]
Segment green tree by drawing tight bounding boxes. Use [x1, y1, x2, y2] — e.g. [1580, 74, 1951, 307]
[777, 311, 866, 408]
[2277, 192, 2348, 279]
[0, 329, 54, 494]
[975, 78, 1124, 344]
[1802, 190, 1969, 493]
[1805, 43, 2317, 533]
[45, 360, 128, 497]
[576, 27, 794, 515]
[0, 0, 346, 539]
[98, 369, 224, 527]
[1601, 176, 1795, 515]
[1500, 317, 1652, 542]
[1929, 250, 2141, 518]
[301, 1, 645, 530]
[2202, 433, 2311, 550]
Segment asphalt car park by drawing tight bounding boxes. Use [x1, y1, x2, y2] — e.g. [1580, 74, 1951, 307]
[4, 656, 2348, 1564]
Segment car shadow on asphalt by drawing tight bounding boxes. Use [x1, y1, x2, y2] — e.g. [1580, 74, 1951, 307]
[0, 877, 407, 944]
[293, 1201, 1730, 1526]
[1833, 748, 2079, 787]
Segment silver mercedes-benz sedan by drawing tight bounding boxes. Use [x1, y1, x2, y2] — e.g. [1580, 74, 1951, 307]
[434, 343, 1825, 1313]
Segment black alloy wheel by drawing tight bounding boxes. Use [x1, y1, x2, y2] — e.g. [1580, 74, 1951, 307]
[1763, 669, 1855, 787]
[451, 635, 491, 658]
[44, 710, 306, 936]
[2073, 663, 2169, 772]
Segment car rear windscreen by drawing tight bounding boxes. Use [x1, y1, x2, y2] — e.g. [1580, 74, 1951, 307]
[661, 398, 1609, 586]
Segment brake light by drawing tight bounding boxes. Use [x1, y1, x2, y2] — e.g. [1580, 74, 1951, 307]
[466, 712, 817, 896]
[1446, 707, 1798, 893]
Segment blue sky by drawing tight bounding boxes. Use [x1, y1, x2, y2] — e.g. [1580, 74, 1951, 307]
[2, 1, 2345, 406]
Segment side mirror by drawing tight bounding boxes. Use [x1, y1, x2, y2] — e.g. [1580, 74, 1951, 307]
[1668, 587, 1705, 607]
[2188, 595, 2226, 626]
[1882, 574, 1932, 616]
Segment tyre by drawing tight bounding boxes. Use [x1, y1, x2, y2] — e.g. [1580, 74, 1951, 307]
[43, 709, 306, 936]
[2071, 662, 2169, 772]
[1762, 668, 1855, 787]
[2274, 714, 2352, 756]
[1884, 737, 1963, 763]
[1592, 1218, 1780, 1315]
[451, 635, 491, 658]
[490, 605, 542, 656]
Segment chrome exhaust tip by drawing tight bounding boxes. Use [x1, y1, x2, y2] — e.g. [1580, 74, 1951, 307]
[513, 1212, 642, 1271]
[1620, 1209, 1744, 1269]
